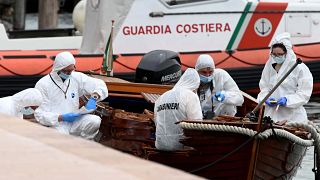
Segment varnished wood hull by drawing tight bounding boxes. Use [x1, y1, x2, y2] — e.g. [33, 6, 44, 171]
[98, 109, 308, 180]
[254, 138, 307, 180]
[144, 131, 306, 180]
[144, 130, 253, 180]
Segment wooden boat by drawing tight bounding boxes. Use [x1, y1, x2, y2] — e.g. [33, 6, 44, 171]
[89, 76, 319, 180]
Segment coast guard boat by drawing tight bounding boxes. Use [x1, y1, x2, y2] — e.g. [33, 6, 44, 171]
[0, 0, 320, 96]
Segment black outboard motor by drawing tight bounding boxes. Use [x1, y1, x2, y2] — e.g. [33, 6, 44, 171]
[135, 50, 182, 84]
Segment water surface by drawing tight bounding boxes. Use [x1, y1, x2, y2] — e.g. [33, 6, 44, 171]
[295, 96, 320, 180]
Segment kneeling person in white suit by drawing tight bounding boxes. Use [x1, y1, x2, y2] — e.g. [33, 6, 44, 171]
[34, 51, 108, 140]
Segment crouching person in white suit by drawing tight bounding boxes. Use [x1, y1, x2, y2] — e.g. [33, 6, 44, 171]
[0, 88, 43, 118]
[34, 51, 108, 140]
[154, 68, 203, 151]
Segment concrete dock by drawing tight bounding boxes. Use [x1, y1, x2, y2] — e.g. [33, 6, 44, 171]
[0, 113, 202, 180]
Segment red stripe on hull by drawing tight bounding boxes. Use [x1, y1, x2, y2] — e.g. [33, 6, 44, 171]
[238, 2, 288, 49]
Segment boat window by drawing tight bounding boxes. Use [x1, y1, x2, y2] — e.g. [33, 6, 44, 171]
[163, 0, 212, 6]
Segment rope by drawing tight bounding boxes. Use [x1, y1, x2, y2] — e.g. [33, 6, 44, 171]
[180, 62, 192, 68]
[230, 54, 265, 66]
[181, 122, 257, 136]
[0, 64, 52, 76]
[180, 122, 317, 147]
[286, 122, 320, 152]
[309, 121, 320, 133]
[295, 52, 320, 59]
[113, 59, 136, 71]
[213, 55, 230, 66]
[0, 49, 318, 76]
[259, 129, 313, 146]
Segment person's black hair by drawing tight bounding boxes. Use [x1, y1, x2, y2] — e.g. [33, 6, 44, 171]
[271, 43, 287, 54]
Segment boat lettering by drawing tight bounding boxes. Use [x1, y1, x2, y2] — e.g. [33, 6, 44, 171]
[176, 23, 231, 33]
[157, 103, 180, 112]
[122, 23, 231, 35]
[161, 70, 181, 82]
[123, 25, 172, 35]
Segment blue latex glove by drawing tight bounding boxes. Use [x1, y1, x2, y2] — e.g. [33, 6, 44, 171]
[214, 91, 225, 102]
[265, 97, 277, 107]
[61, 113, 80, 122]
[277, 97, 287, 106]
[85, 97, 97, 110]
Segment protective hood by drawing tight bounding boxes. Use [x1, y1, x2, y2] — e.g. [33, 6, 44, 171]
[52, 51, 76, 72]
[12, 88, 43, 109]
[270, 32, 296, 65]
[173, 68, 200, 91]
[272, 32, 292, 49]
[195, 54, 215, 71]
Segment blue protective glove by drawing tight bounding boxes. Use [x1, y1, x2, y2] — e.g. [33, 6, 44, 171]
[213, 91, 225, 102]
[265, 97, 277, 107]
[61, 113, 80, 122]
[277, 97, 287, 106]
[85, 97, 97, 110]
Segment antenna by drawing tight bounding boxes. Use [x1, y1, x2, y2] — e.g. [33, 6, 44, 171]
[101, 20, 115, 76]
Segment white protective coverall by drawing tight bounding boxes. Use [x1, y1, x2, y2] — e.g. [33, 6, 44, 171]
[154, 68, 203, 151]
[0, 88, 43, 118]
[195, 55, 244, 117]
[257, 33, 313, 123]
[35, 51, 108, 139]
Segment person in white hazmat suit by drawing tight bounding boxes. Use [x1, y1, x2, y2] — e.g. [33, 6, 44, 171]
[34, 51, 108, 140]
[154, 68, 203, 151]
[195, 54, 244, 118]
[257, 33, 313, 123]
[0, 88, 43, 118]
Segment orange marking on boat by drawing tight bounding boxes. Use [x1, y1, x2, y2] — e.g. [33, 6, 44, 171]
[238, 2, 288, 49]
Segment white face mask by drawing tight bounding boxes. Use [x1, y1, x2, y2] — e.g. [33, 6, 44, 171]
[58, 71, 71, 80]
[273, 55, 286, 64]
[21, 107, 34, 115]
[199, 74, 213, 83]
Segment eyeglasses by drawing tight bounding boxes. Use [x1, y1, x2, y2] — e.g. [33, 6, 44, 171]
[270, 53, 286, 58]
[198, 68, 213, 77]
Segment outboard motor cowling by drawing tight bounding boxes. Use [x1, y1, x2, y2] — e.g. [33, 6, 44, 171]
[135, 50, 181, 84]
